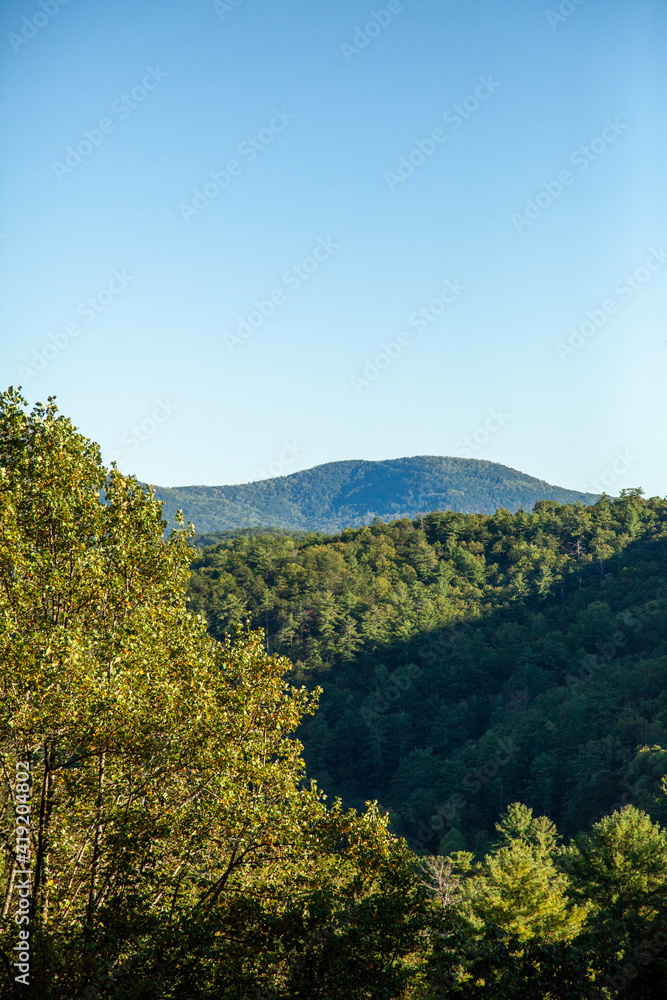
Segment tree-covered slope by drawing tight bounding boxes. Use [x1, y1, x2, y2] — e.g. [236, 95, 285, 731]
[154, 456, 599, 533]
[4, 389, 667, 998]
[187, 490, 667, 856]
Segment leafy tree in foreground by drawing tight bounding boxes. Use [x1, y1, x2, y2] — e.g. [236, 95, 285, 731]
[421, 805, 589, 999]
[3, 387, 667, 999]
[0, 389, 425, 999]
[562, 805, 667, 999]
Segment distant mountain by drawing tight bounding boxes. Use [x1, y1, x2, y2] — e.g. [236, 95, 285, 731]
[152, 456, 600, 534]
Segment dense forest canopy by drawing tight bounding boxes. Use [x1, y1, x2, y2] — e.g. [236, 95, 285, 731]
[154, 455, 600, 533]
[1, 389, 666, 999]
[188, 492, 667, 854]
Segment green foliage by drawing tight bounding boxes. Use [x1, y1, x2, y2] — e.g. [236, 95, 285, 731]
[3, 388, 667, 999]
[562, 806, 667, 998]
[0, 390, 423, 999]
[153, 456, 600, 533]
[464, 804, 587, 945]
[188, 492, 667, 851]
[419, 806, 589, 999]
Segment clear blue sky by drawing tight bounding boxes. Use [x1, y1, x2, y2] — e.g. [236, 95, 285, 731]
[1, 0, 665, 496]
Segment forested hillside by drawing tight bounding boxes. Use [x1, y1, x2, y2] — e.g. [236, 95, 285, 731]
[188, 491, 667, 854]
[155, 456, 599, 533]
[3, 390, 667, 999]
